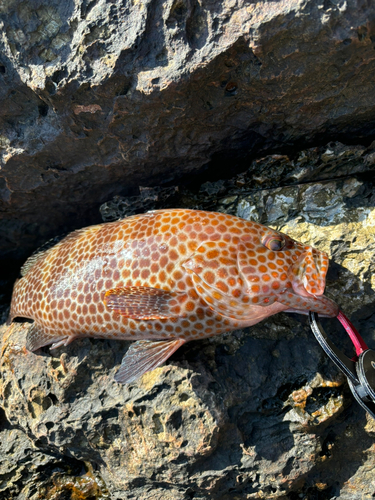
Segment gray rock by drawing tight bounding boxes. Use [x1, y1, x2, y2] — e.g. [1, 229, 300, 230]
[1, 0, 375, 262]
[0, 419, 110, 499]
[2, 142, 375, 498]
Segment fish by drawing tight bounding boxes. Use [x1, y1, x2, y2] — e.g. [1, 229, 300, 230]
[8, 209, 339, 384]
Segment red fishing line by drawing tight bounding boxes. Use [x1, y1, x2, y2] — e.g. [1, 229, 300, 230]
[337, 311, 368, 357]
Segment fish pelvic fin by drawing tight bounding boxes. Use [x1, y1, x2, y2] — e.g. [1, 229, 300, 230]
[26, 323, 66, 351]
[103, 286, 189, 319]
[115, 338, 185, 384]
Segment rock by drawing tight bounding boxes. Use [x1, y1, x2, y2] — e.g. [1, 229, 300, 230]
[2, 142, 375, 498]
[1, 0, 375, 263]
[0, 316, 349, 499]
[0, 417, 109, 499]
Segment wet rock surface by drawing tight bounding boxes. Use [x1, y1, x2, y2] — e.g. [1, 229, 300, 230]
[1, 142, 375, 498]
[1, 0, 375, 262]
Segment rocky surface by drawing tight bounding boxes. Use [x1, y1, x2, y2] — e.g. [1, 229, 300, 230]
[1, 0, 375, 264]
[1, 143, 375, 499]
[2, 0, 375, 498]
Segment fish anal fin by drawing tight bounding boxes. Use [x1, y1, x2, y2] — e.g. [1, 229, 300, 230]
[6, 313, 13, 326]
[104, 286, 188, 319]
[26, 323, 66, 351]
[114, 338, 185, 384]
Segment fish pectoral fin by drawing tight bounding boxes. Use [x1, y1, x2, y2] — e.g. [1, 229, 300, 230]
[26, 323, 65, 351]
[114, 338, 186, 384]
[103, 286, 188, 319]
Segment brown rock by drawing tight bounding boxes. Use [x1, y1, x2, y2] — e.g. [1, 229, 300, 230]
[1, 0, 375, 494]
[2, 141, 375, 498]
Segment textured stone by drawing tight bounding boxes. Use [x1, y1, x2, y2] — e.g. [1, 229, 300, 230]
[1, 0, 375, 263]
[0, 420, 109, 499]
[2, 142, 375, 498]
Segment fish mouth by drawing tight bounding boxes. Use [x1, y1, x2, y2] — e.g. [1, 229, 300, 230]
[290, 248, 329, 298]
[282, 248, 339, 317]
[281, 294, 339, 318]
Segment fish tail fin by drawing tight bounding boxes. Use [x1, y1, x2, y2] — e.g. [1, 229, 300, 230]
[7, 278, 20, 326]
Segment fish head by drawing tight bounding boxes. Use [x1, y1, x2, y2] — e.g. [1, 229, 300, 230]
[289, 246, 329, 297]
[240, 226, 338, 317]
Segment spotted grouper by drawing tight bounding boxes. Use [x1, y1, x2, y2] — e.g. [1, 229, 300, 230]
[8, 209, 339, 383]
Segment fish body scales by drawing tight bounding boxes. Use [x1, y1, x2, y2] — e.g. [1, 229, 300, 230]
[9, 209, 339, 383]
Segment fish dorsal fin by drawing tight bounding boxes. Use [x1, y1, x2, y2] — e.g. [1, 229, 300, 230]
[103, 286, 189, 319]
[115, 339, 185, 384]
[26, 322, 65, 351]
[182, 241, 276, 319]
[20, 250, 48, 276]
[20, 232, 72, 276]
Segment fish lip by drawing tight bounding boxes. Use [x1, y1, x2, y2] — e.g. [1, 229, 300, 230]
[290, 248, 328, 297]
[291, 279, 324, 298]
[281, 293, 340, 317]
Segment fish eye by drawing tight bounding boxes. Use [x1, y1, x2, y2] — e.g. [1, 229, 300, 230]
[262, 234, 286, 251]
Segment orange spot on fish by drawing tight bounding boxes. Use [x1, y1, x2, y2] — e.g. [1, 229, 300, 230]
[207, 249, 220, 259]
[216, 281, 229, 293]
